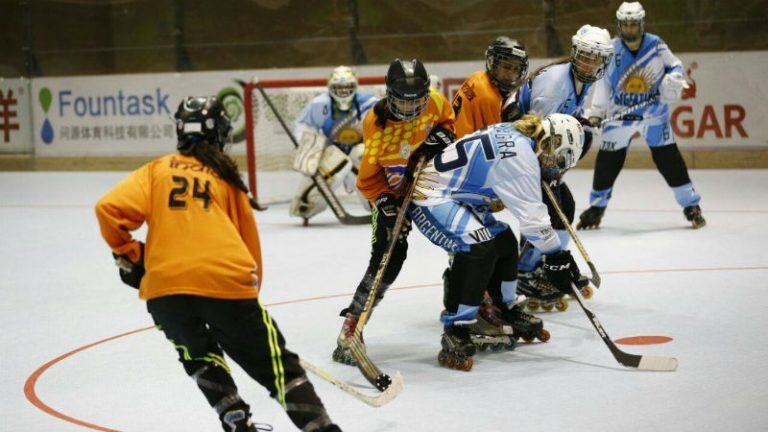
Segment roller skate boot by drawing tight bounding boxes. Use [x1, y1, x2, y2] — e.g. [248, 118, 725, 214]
[577, 205, 606, 230]
[438, 324, 476, 371]
[470, 306, 516, 352]
[332, 310, 362, 366]
[684, 205, 706, 229]
[517, 267, 569, 312]
[496, 297, 551, 343]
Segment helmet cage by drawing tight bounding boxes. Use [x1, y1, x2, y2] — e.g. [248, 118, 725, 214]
[387, 90, 429, 121]
[486, 45, 529, 93]
[328, 66, 359, 111]
[537, 114, 583, 180]
[571, 45, 611, 84]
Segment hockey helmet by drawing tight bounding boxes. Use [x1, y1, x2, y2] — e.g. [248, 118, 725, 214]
[328, 66, 359, 111]
[485, 37, 529, 94]
[385, 59, 431, 121]
[570, 24, 613, 84]
[616, 2, 646, 43]
[537, 113, 585, 180]
[174, 96, 232, 151]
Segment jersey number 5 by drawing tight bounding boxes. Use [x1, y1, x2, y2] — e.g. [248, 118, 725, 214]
[168, 175, 212, 210]
[433, 133, 495, 173]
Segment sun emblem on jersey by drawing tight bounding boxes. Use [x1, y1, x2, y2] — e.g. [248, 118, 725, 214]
[623, 69, 655, 93]
[336, 127, 362, 145]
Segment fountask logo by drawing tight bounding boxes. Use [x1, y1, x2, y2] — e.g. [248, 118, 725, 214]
[37, 86, 173, 145]
[57, 88, 171, 117]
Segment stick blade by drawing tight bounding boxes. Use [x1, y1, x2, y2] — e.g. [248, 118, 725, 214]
[587, 262, 601, 288]
[637, 355, 678, 371]
[365, 371, 404, 407]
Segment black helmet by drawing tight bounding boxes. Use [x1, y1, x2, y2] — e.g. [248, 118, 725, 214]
[385, 59, 430, 121]
[485, 37, 529, 94]
[174, 96, 232, 151]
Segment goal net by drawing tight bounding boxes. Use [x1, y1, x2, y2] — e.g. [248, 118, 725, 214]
[243, 76, 387, 206]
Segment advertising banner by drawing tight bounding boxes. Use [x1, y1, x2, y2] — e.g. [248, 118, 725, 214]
[0, 78, 33, 153]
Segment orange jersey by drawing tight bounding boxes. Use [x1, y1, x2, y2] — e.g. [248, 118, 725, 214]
[452, 71, 505, 139]
[357, 88, 455, 201]
[95, 153, 262, 301]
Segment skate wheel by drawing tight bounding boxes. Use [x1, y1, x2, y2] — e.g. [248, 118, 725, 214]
[523, 336, 535, 344]
[476, 343, 488, 352]
[581, 287, 594, 299]
[460, 357, 473, 371]
[555, 298, 568, 312]
[505, 340, 517, 351]
[538, 328, 551, 343]
[542, 303, 554, 312]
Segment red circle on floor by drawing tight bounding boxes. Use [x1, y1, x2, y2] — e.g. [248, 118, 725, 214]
[614, 336, 673, 345]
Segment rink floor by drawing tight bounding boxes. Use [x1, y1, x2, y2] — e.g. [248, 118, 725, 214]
[2, 169, 767, 432]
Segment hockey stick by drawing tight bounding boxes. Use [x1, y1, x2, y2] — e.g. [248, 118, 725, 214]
[542, 182, 601, 288]
[299, 359, 403, 407]
[348, 156, 427, 391]
[600, 95, 660, 126]
[567, 283, 678, 371]
[252, 79, 370, 225]
[541, 183, 678, 371]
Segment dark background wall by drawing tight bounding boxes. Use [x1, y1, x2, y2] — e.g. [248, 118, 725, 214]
[2, 0, 767, 77]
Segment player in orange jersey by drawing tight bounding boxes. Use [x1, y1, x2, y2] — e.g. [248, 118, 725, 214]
[452, 37, 529, 139]
[332, 59, 455, 365]
[96, 97, 341, 432]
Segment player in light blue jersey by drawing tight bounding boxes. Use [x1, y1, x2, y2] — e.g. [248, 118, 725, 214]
[412, 114, 585, 370]
[578, 2, 705, 230]
[289, 66, 378, 223]
[505, 24, 613, 311]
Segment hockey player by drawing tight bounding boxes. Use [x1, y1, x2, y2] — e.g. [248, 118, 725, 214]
[412, 114, 586, 370]
[332, 59, 455, 365]
[452, 36, 529, 139]
[578, 1, 705, 230]
[507, 24, 613, 311]
[290, 66, 377, 224]
[96, 97, 341, 432]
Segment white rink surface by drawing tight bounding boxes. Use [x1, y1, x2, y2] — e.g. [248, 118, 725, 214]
[2, 169, 768, 432]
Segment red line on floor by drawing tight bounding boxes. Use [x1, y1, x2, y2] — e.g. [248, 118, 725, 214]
[23, 264, 768, 430]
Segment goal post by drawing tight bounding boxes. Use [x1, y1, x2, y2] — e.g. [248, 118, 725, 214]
[243, 76, 387, 206]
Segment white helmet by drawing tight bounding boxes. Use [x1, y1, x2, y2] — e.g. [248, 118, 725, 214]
[616, 2, 645, 43]
[328, 66, 358, 111]
[538, 114, 584, 179]
[571, 24, 613, 84]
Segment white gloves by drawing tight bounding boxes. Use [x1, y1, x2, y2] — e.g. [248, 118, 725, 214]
[659, 72, 689, 104]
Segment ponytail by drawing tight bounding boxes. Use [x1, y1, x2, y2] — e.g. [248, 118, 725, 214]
[513, 114, 544, 144]
[372, 98, 390, 129]
[181, 143, 260, 209]
[526, 57, 570, 88]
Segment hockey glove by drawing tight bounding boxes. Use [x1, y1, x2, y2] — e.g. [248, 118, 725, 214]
[542, 250, 581, 295]
[659, 72, 689, 104]
[375, 193, 402, 222]
[501, 92, 523, 122]
[113, 242, 145, 289]
[374, 193, 410, 241]
[416, 125, 455, 161]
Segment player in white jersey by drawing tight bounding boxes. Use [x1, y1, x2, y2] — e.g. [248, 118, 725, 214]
[412, 114, 585, 370]
[290, 66, 377, 224]
[578, 2, 706, 229]
[507, 24, 613, 311]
